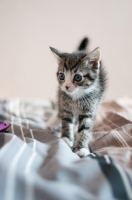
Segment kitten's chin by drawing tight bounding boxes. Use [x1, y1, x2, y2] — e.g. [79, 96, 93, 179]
[66, 89, 80, 100]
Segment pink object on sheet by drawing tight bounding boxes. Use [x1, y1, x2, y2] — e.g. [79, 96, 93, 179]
[0, 123, 10, 132]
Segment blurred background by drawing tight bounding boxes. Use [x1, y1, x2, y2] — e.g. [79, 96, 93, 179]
[0, 0, 132, 101]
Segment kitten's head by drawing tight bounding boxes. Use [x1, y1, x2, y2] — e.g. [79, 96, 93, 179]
[50, 47, 101, 99]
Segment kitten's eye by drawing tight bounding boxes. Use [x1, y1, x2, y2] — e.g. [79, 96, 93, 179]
[74, 74, 82, 82]
[89, 60, 95, 65]
[59, 73, 65, 80]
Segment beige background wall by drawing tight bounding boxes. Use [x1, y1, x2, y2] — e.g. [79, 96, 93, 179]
[0, 0, 132, 101]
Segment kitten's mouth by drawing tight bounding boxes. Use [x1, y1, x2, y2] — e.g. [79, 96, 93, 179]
[61, 87, 78, 96]
[64, 89, 77, 95]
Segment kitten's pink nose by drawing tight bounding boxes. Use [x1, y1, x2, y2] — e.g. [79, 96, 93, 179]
[65, 86, 70, 90]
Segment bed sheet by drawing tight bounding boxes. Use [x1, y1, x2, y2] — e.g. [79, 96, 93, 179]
[0, 97, 132, 200]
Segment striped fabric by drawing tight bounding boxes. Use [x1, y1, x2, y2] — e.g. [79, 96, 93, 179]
[0, 97, 132, 200]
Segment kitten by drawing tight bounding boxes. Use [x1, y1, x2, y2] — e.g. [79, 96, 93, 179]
[47, 38, 107, 157]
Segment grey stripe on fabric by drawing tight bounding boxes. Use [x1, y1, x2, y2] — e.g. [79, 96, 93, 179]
[98, 156, 130, 200]
[114, 162, 132, 200]
[0, 133, 5, 148]
[0, 100, 7, 121]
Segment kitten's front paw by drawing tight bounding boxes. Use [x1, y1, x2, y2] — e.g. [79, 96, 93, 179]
[73, 148, 90, 157]
[62, 137, 73, 148]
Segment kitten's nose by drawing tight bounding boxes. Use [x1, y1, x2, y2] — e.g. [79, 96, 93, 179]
[65, 86, 70, 90]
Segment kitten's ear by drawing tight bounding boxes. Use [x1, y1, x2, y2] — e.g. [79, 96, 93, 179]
[49, 47, 63, 60]
[82, 47, 101, 69]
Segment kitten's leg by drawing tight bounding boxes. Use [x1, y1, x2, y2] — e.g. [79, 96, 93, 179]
[46, 112, 60, 129]
[72, 114, 93, 157]
[61, 111, 74, 148]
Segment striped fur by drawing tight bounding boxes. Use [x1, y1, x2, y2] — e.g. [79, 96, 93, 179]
[50, 38, 107, 157]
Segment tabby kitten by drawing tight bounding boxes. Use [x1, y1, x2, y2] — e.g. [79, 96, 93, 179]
[47, 38, 107, 157]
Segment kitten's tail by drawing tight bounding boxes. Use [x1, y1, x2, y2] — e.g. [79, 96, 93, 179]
[78, 37, 89, 51]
